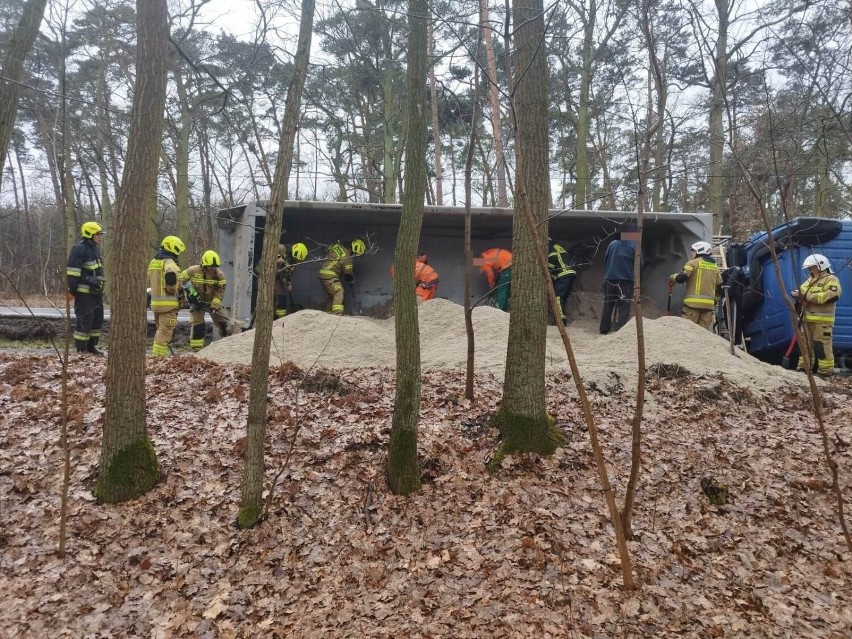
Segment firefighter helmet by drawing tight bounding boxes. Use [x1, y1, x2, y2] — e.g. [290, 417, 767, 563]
[351, 239, 366, 255]
[690, 241, 713, 256]
[291, 242, 308, 261]
[201, 250, 220, 267]
[81, 221, 104, 239]
[161, 235, 186, 256]
[802, 254, 832, 273]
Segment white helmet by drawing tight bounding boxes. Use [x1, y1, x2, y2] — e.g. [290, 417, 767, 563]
[690, 241, 713, 256]
[802, 254, 832, 273]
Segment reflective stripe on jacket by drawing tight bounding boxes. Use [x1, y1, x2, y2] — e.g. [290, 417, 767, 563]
[681, 256, 720, 310]
[800, 273, 841, 324]
[148, 254, 182, 312]
[547, 244, 576, 280]
[66, 237, 103, 294]
[180, 265, 226, 306]
[319, 244, 353, 279]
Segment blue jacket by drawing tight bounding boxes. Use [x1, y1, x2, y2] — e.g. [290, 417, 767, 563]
[603, 240, 641, 281]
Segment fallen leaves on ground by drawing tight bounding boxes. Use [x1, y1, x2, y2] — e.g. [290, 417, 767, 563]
[1, 353, 851, 638]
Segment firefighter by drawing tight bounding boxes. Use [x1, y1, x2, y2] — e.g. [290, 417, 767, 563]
[274, 242, 308, 318]
[319, 239, 365, 315]
[670, 240, 721, 329]
[66, 221, 106, 355]
[480, 248, 512, 311]
[548, 242, 576, 324]
[148, 236, 185, 356]
[791, 254, 842, 377]
[180, 250, 229, 351]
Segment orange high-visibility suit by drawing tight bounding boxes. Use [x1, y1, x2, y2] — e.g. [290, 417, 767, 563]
[480, 248, 513, 310]
[414, 256, 439, 301]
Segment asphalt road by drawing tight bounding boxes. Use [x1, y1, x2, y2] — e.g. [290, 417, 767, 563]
[0, 306, 192, 322]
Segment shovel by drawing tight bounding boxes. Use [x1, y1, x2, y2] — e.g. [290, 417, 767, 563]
[666, 280, 674, 315]
[345, 279, 363, 315]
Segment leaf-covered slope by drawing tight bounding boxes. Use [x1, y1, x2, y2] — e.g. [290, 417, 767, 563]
[1, 354, 850, 638]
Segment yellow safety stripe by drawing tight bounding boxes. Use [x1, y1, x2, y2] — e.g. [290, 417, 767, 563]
[318, 269, 338, 277]
[684, 295, 715, 309]
[151, 297, 179, 311]
[67, 267, 82, 276]
[804, 311, 835, 324]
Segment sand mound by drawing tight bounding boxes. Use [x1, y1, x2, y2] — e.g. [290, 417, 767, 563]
[198, 298, 801, 392]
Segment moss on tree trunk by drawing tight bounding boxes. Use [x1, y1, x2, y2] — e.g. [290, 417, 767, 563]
[236, 505, 263, 529]
[488, 409, 565, 472]
[387, 426, 420, 495]
[93, 436, 158, 503]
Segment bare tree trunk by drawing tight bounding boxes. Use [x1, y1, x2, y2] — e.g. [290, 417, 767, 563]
[96, 34, 114, 245]
[623, 0, 664, 540]
[238, 0, 315, 528]
[30, 100, 63, 205]
[172, 63, 192, 253]
[480, 0, 507, 206]
[464, 32, 483, 401]
[428, 19, 443, 206]
[0, 0, 48, 188]
[707, 0, 729, 233]
[492, 0, 561, 460]
[94, 0, 169, 504]
[387, 0, 429, 496]
[13, 141, 31, 233]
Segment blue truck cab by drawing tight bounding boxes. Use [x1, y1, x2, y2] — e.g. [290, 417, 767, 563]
[724, 217, 852, 366]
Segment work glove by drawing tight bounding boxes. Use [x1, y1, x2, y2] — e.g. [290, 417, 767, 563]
[344, 274, 355, 283]
[87, 275, 106, 292]
[66, 292, 75, 303]
[668, 273, 678, 283]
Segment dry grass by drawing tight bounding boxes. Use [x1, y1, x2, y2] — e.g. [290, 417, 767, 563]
[0, 293, 66, 307]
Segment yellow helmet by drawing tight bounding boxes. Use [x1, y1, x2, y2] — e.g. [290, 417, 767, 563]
[291, 242, 308, 261]
[201, 250, 221, 267]
[351, 238, 366, 256]
[161, 235, 186, 256]
[81, 221, 104, 239]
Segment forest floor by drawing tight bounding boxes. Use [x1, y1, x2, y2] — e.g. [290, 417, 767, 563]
[1, 310, 852, 638]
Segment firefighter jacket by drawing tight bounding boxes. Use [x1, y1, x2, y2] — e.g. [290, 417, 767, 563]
[547, 244, 576, 281]
[276, 244, 295, 287]
[319, 243, 354, 280]
[799, 272, 841, 324]
[148, 249, 182, 313]
[480, 248, 512, 289]
[66, 237, 104, 295]
[675, 255, 721, 310]
[180, 264, 226, 308]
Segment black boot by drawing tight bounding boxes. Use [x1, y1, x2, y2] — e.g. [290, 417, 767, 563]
[87, 339, 104, 356]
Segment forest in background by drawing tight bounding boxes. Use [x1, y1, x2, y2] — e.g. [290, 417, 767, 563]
[0, 0, 850, 295]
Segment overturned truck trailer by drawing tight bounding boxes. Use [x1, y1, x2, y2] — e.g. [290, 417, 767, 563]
[723, 216, 852, 368]
[216, 201, 713, 324]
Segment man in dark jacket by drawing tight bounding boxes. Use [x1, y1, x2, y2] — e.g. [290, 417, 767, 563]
[599, 226, 641, 334]
[66, 221, 106, 355]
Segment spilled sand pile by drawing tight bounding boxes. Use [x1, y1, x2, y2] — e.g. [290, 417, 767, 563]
[198, 298, 801, 393]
